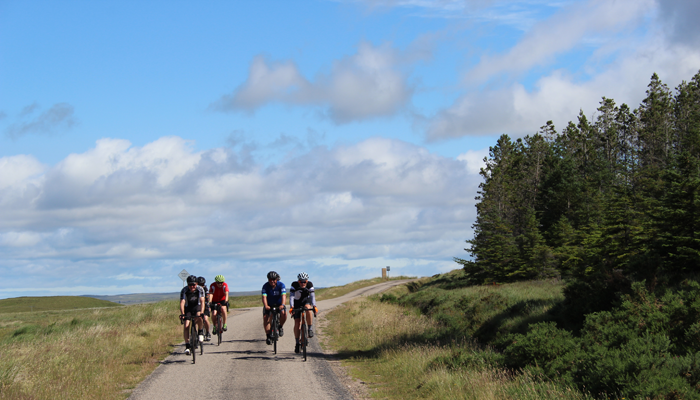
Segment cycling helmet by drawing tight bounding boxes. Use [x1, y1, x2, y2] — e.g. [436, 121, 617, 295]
[186, 275, 197, 284]
[297, 272, 309, 281]
[267, 271, 280, 280]
[197, 276, 206, 285]
[214, 274, 225, 283]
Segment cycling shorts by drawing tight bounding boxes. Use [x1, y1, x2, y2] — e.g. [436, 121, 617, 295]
[212, 300, 229, 310]
[263, 304, 286, 316]
[184, 308, 201, 318]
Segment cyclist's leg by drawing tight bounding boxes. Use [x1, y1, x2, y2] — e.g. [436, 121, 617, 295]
[293, 310, 302, 339]
[280, 306, 287, 327]
[195, 316, 204, 339]
[221, 304, 228, 326]
[183, 318, 190, 342]
[304, 304, 314, 337]
[203, 306, 210, 334]
[263, 310, 271, 336]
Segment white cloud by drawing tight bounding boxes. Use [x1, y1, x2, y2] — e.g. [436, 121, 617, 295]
[0, 136, 481, 296]
[0, 154, 45, 190]
[467, 0, 655, 83]
[426, 0, 700, 140]
[212, 42, 414, 123]
[457, 147, 489, 175]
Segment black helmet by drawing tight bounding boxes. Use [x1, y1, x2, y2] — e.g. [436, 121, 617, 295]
[186, 275, 197, 284]
[267, 271, 280, 280]
[197, 276, 206, 285]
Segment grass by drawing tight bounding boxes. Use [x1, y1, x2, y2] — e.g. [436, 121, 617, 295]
[388, 271, 566, 346]
[324, 271, 592, 400]
[0, 300, 181, 400]
[0, 296, 122, 314]
[0, 277, 411, 399]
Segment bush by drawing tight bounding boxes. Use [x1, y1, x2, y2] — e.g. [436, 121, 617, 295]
[501, 281, 700, 398]
[504, 322, 580, 385]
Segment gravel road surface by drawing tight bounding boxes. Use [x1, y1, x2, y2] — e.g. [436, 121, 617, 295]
[129, 279, 411, 400]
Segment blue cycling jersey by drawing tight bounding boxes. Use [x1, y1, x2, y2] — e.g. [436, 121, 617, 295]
[261, 281, 286, 305]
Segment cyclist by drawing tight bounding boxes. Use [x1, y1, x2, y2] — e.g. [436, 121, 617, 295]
[197, 276, 212, 341]
[180, 275, 206, 356]
[261, 271, 287, 345]
[289, 272, 317, 354]
[208, 274, 230, 334]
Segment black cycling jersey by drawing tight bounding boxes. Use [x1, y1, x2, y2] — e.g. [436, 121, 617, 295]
[290, 281, 316, 308]
[180, 286, 205, 312]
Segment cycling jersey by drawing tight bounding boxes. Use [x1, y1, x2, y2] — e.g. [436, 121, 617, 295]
[262, 281, 286, 305]
[180, 285, 206, 312]
[209, 282, 229, 303]
[290, 281, 316, 308]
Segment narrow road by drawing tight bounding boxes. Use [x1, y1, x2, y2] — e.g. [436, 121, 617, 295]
[129, 280, 410, 400]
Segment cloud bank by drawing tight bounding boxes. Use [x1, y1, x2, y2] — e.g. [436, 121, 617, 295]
[0, 136, 484, 296]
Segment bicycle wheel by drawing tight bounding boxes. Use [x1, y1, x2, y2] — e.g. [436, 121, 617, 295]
[272, 312, 278, 354]
[301, 317, 307, 361]
[190, 322, 197, 364]
[217, 314, 222, 346]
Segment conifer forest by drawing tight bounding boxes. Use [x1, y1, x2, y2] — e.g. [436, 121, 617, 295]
[456, 71, 700, 398]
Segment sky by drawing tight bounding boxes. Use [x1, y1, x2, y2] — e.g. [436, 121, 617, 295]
[1, 0, 699, 298]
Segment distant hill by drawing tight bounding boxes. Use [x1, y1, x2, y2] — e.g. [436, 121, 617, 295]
[81, 290, 260, 305]
[0, 296, 122, 314]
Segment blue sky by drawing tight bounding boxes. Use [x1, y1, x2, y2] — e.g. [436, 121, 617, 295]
[1, 0, 699, 298]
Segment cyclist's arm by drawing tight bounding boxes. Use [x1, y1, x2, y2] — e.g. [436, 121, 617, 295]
[225, 286, 229, 303]
[289, 287, 295, 309]
[281, 293, 287, 308]
[309, 288, 316, 307]
[199, 296, 205, 314]
[262, 294, 269, 309]
[180, 299, 186, 315]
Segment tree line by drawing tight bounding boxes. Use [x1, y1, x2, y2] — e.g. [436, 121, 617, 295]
[457, 70, 700, 289]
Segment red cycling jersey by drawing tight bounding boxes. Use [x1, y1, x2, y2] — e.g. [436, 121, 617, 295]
[209, 282, 229, 303]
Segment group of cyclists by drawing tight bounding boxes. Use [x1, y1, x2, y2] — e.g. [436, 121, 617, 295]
[179, 274, 229, 356]
[179, 271, 318, 356]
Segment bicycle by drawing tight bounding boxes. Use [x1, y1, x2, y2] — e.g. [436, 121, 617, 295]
[294, 305, 317, 361]
[180, 314, 204, 363]
[268, 305, 283, 354]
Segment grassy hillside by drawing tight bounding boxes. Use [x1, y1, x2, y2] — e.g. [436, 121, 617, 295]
[324, 270, 589, 400]
[326, 269, 700, 399]
[0, 296, 122, 314]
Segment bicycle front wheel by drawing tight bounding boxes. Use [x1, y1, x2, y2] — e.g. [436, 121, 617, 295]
[190, 323, 197, 364]
[217, 316, 222, 346]
[273, 314, 278, 354]
[301, 321, 307, 361]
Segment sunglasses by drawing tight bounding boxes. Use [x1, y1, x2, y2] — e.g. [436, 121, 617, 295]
[188, 283, 197, 287]
[299, 280, 308, 284]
